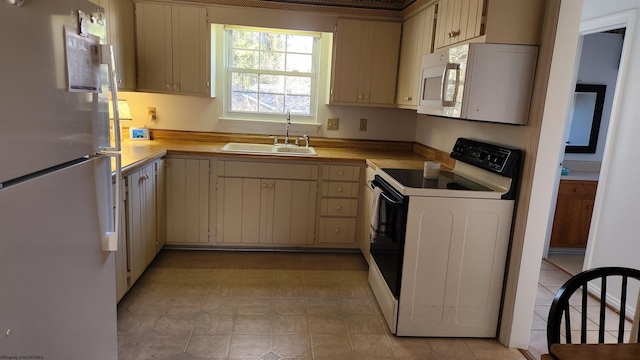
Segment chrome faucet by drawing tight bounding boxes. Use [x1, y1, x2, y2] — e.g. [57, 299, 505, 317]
[284, 109, 291, 145]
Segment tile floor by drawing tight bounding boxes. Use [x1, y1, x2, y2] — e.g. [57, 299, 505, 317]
[526, 260, 634, 360]
[117, 250, 527, 360]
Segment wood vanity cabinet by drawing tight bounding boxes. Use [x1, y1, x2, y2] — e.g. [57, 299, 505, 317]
[434, 0, 545, 50]
[165, 156, 212, 245]
[550, 180, 598, 248]
[330, 19, 401, 106]
[217, 160, 318, 246]
[135, 2, 211, 95]
[396, 4, 436, 109]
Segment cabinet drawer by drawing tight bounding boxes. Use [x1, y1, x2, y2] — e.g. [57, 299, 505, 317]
[318, 217, 357, 244]
[321, 199, 358, 217]
[322, 165, 361, 181]
[220, 161, 318, 180]
[558, 180, 597, 198]
[321, 182, 359, 198]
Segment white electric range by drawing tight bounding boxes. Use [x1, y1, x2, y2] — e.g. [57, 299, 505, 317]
[368, 138, 521, 337]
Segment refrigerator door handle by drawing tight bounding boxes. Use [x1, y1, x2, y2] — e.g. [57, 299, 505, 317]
[99, 152, 121, 252]
[100, 44, 121, 152]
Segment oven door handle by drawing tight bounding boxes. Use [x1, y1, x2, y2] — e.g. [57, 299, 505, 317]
[380, 191, 403, 205]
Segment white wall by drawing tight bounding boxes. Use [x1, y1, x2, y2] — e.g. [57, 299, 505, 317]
[564, 32, 623, 162]
[121, 4, 418, 142]
[580, 1, 640, 312]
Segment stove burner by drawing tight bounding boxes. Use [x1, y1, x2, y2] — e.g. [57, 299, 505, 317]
[381, 169, 493, 192]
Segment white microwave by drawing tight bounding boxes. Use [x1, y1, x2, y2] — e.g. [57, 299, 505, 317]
[417, 43, 538, 125]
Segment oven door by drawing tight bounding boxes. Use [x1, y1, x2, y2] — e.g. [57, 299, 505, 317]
[370, 176, 408, 298]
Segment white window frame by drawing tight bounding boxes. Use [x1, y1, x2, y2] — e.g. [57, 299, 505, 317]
[223, 25, 321, 124]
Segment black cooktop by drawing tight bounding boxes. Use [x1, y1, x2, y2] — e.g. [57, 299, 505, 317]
[381, 168, 493, 192]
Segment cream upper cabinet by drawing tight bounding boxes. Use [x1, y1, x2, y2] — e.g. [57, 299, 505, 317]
[89, 0, 136, 90]
[135, 2, 211, 96]
[217, 161, 317, 246]
[396, 4, 436, 108]
[435, 0, 484, 50]
[330, 19, 401, 106]
[434, 0, 546, 50]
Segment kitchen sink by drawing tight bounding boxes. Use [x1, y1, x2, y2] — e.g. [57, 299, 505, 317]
[220, 142, 317, 156]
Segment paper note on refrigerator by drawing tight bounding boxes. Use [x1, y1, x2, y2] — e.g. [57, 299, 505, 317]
[64, 26, 100, 93]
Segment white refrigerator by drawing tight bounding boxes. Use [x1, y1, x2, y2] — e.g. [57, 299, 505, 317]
[0, 1, 122, 358]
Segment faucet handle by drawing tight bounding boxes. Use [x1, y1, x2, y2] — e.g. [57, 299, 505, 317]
[303, 135, 310, 147]
[269, 135, 279, 145]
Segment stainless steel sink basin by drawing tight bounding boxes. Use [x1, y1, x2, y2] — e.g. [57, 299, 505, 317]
[220, 142, 317, 156]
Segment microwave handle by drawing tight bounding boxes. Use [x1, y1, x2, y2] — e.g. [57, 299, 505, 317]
[441, 63, 460, 107]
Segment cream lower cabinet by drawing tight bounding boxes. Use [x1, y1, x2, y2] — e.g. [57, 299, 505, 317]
[114, 180, 128, 302]
[165, 157, 212, 245]
[217, 160, 317, 246]
[318, 164, 362, 246]
[125, 161, 158, 285]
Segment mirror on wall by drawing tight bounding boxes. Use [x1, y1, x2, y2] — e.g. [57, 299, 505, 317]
[565, 84, 606, 153]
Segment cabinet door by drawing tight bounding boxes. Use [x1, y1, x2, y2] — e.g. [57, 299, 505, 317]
[331, 19, 369, 103]
[550, 197, 595, 248]
[166, 158, 210, 244]
[272, 179, 317, 245]
[171, 6, 209, 95]
[365, 21, 401, 105]
[135, 2, 173, 92]
[155, 158, 166, 250]
[435, 0, 484, 50]
[127, 164, 156, 284]
[396, 14, 419, 107]
[111, 0, 136, 90]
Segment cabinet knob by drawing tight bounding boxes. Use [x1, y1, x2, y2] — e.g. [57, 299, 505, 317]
[336, 187, 343, 192]
[358, 95, 363, 100]
[587, 206, 593, 210]
[448, 30, 461, 38]
[166, 83, 172, 89]
[338, 171, 344, 176]
[573, 188, 579, 192]
[335, 205, 342, 211]
[173, 83, 180, 90]
[408, 96, 412, 101]
[335, 228, 341, 233]
[268, 183, 273, 188]
[263, 183, 268, 188]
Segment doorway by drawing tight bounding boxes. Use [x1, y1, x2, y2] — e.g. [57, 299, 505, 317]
[545, 28, 624, 275]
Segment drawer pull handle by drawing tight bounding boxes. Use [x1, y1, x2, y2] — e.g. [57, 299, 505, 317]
[335, 228, 341, 233]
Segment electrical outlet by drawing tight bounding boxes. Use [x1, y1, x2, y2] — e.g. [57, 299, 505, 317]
[359, 118, 367, 131]
[327, 118, 339, 130]
[148, 107, 157, 121]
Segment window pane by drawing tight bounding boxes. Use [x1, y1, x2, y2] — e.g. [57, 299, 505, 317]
[286, 95, 311, 115]
[259, 94, 285, 113]
[287, 35, 313, 54]
[259, 75, 285, 94]
[231, 72, 258, 92]
[286, 54, 312, 72]
[260, 33, 286, 52]
[232, 92, 258, 112]
[286, 76, 311, 95]
[259, 51, 284, 71]
[232, 30, 259, 50]
[232, 50, 259, 69]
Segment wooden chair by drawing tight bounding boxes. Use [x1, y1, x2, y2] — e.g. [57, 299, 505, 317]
[547, 266, 640, 353]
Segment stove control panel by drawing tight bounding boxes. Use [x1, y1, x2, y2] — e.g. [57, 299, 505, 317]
[450, 138, 520, 177]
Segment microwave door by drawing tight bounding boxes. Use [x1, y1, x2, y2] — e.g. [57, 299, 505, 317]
[441, 63, 461, 107]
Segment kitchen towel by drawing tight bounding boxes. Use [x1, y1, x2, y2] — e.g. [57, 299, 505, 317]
[370, 186, 384, 243]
